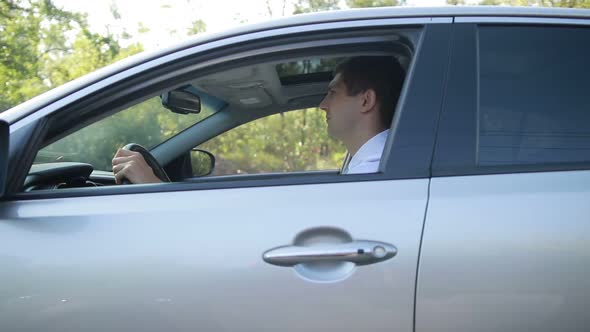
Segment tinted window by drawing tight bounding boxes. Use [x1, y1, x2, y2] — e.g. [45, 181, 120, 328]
[478, 26, 590, 166]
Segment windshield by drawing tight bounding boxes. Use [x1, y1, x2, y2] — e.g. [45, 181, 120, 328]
[34, 90, 225, 171]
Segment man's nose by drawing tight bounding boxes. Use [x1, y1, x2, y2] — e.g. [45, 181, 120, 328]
[319, 96, 329, 111]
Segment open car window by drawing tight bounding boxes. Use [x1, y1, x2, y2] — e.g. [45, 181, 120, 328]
[20, 24, 420, 193]
[33, 92, 223, 171]
[198, 108, 346, 176]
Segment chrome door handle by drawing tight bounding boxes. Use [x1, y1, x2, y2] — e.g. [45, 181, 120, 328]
[263, 240, 397, 267]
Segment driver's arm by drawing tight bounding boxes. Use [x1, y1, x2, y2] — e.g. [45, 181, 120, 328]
[112, 149, 162, 184]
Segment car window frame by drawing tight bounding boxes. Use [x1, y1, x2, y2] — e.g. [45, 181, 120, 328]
[432, 19, 590, 178]
[5, 18, 453, 200]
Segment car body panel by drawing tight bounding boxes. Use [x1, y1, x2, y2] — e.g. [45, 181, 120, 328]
[0, 179, 428, 331]
[417, 171, 590, 332]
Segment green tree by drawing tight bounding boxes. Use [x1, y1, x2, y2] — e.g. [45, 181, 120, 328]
[109, 0, 121, 20]
[187, 19, 207, 36]
[199, 108, 346, 175]
[0, 0, 142, 112]
[137, 22, 150, 34]
[0, 0, 79, 110]
[37, 97, 215, 170]
[346, 0, 405, 7]
[265, 0, 288, 17]
[293, 0, 340, 14]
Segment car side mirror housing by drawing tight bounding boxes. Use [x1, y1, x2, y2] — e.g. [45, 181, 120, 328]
[161, 87, 201, 114]
[190, 148, 215, 177]
[0, 121, 8, 198]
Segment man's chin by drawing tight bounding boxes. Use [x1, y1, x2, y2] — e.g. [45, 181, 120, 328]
[327, 127, 340, 140]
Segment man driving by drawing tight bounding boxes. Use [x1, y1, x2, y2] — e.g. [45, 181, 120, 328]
[112, 56, 405, 183]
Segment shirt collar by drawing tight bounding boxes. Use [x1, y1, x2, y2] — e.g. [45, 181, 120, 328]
[347, 129, 390, 171]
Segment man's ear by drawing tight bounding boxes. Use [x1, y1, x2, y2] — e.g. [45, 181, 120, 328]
[360, 89, 377, 114]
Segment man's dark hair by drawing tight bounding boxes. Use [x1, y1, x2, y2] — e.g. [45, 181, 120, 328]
[334, 56, 405, 128]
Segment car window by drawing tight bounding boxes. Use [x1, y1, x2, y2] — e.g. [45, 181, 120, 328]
[33, 93, 222, 171]
[198, 108, 346, 175]
[477, 26, 590, 167]
[21, 27, 422, 192]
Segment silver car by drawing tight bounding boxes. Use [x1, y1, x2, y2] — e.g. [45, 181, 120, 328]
[0, 6, 589, 332]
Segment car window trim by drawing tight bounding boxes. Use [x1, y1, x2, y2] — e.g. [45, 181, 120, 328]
[455, 16, 590, 26]
[11, 171, 417, 201]
[381, 23, 452, 179]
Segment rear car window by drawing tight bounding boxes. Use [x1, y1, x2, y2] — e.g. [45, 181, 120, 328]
[477, 26, 590, 167]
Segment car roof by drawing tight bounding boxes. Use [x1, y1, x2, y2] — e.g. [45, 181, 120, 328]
[2, 6, 589, 124]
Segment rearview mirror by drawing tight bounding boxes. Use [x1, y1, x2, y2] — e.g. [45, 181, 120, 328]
[0, 121, 9, 198]
[190, 148, 215, 177]
[161, 87, 201, 114]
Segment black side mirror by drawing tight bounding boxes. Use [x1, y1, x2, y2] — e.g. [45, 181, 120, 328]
[0, 120, 8, 197]
[161, 87, 201, 114]
[190, 148, 215, 177]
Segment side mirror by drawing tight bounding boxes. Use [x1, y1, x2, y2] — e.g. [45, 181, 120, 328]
[190, 148, 215, 177]
[161, 87, 201, 114]
[0, 120, 8, 197]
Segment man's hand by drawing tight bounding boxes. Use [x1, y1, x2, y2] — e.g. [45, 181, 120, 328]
[112, 149, 162, 184]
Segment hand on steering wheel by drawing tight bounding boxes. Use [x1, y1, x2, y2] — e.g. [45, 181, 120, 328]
[112, 143, 170, 184]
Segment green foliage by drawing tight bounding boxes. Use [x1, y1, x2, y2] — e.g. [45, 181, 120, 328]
[191, 150, 215, 176]
[109, 0, 122, 20]
[200, 108, 346, 175]
[35, 101, 156, 170]
[0, 0, 75, 110]
[36, 97, 216, 170]
[346, 0, 405, 7]
[187, 19, 207, 36]
[293, 0, 341, 14]
[0, 0, 143, 112]
[293, 0, 405, 14]
[137, 22, 150, 34]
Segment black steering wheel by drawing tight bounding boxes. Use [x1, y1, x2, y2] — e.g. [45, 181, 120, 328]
[121, 143, 171, 184]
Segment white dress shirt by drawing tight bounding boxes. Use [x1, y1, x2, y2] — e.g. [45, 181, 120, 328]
[342, 129, 390, 174]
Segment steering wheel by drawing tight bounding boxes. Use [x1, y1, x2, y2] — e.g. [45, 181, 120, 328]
[121, 143, 171, 184]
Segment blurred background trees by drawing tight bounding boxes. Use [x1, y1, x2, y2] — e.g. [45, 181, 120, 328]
[0, 0, 143, 111]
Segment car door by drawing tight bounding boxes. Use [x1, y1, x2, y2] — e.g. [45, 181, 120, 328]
[417, 16, 590, 332]
[0, 17, 451, 331]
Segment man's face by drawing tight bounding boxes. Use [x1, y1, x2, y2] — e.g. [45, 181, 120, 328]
[319, 73, 363, 141]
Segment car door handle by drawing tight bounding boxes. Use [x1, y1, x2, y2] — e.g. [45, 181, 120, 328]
[263, 240, 397, 267]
